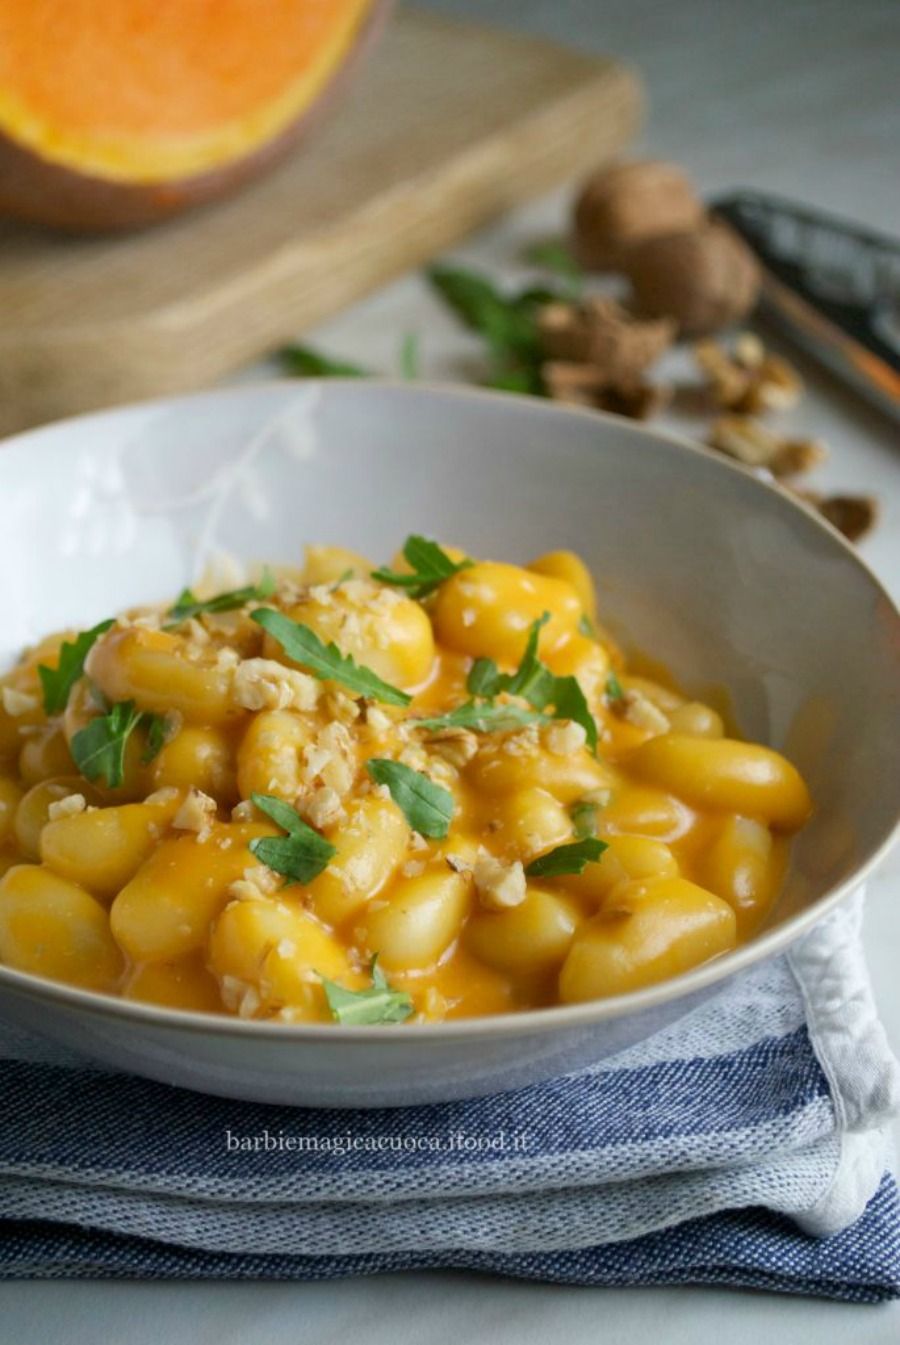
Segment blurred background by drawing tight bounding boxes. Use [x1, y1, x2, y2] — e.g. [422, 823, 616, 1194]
[423, 0, 897, 226]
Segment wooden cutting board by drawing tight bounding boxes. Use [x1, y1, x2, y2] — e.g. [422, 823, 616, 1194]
[0, 10, 642, 436]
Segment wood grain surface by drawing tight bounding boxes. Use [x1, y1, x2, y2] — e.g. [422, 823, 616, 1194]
[0, 9, 642, 434]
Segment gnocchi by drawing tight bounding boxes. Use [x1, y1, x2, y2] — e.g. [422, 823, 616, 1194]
[0, 538, 812, 1021]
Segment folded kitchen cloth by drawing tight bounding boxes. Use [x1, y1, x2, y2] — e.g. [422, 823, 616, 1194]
[0, 892, 898, 1300]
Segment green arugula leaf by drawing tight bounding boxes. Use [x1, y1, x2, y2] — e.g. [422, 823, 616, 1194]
[250, 608, 411, 707]
[605, 670, 624, 702]
[428, 265, 566, 399]
[550, 674, 598, 753]
[524, 239, 583, 296]
[500, 614, 556, 705]
[465, 614, 551, 703]
[465, 658, 499, 699]
[70, 701, 144, 789]
[570, 800, 599, 840]
[428, 265, 542, 359]
[167, 569, 276, 625]
[526, 837, 608, 878]
[484, 364, 546, 395]
[464, 614, 598, 751]
[321, 955, 414, 1025]
[371, 535, 473, 600]
[280, 344, 370, 378]
[366, 758, 454, 838]
[141, 713, 169, 765]
[38, 619, 114, 715]
[399, 332, 420, 380]
[415, 701, 548, 734]
[248, 792, 337, 885]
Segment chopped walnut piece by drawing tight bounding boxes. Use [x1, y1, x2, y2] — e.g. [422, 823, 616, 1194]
[543, 360, 607, 406]
[301, 786, 344, 831]
[708, 414, 778, 467]
[708, 415, 827, 477]
[539, 297, 674, 384]
[1, 686, 37, 717]
[544, 362, 669, 420]
[232, 658, 319, 713]
[796, 491, 879, 543]
[769, 438, 828, 478]
[445, 853, 471, 874]
[545, 719, 588, 756]
[694, 336, 803, 414]
[363, 705, 394, 735]
[172, 789, 217, 838]
[473, 852, 527, 911]
[47, 793, 87, 821]
[425, 725, 479, 768]
[601, 380, 671, 421]
[617, 689, 670, 736]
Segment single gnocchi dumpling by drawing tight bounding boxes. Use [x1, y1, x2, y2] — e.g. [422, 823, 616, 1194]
[276, 581, 435, 689]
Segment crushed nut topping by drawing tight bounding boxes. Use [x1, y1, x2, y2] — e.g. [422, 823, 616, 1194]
[172, 788, 218, 839]
[794, 491, 879, 543]
[544, 361, 669, 420]
[544, 719, 588, 756]
[539, 296, 674, 384]
[617, 688, 671, 736]
[424, 725, 479, 768]
[1, 686, 37, 717]
[708, 415, 828, 477]
[473, 851, 527, 911]
[232, 657, 319, 713]
[695, 335, 803, 414]
[301, 786, 344, 831]
[46, 793, 87, 821]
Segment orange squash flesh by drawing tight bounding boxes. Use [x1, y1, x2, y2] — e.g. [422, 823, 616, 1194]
[0, 0, 390, 231]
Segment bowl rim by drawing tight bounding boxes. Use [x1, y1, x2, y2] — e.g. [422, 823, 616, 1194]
[0, 377, 898, 1043]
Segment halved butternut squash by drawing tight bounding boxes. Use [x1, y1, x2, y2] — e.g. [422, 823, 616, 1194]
[0, 0, 390, 231]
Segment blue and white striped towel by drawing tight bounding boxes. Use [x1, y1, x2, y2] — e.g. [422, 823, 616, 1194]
[1, 893, 898, 1299]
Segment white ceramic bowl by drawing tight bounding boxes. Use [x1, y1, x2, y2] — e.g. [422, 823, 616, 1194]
[0, 381, 897, 1106]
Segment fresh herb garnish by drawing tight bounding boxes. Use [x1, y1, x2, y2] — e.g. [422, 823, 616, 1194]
[524, 239, 583, 297]
[570, 800, 599, 840]
[484, 364, 545, 395]
[526, 837, 607, 878]
[605, 670, 624, 702]
[465, 614, 598, 751]
[70, 701, 166, 789]
[142, 713, 169, 765]
[415, 701, 547, 734]
[399, 332, 420, 380]
[467, 613, 553, 704]
[280, 344, 370, 378]
[366, 758, 454, 838]
[248, 792, 337, 884]
[250, 608, 411, 707]
[167, 569, 276, 626]
[321, 956, 414, 1025]
[578, 613, 597, 639]
[550, 675, 598, 753]
[372, 535, 473, 600]
[428, 266, 542, 358]
[38, 619, 114, 715]
[427, 265, 564, 395]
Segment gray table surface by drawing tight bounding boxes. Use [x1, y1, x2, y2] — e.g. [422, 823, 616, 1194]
[2, 1, 898, 1339]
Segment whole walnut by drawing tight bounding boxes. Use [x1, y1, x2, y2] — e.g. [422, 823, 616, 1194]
[624, 224, 761, 336]
[573, 160, 704, 270]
